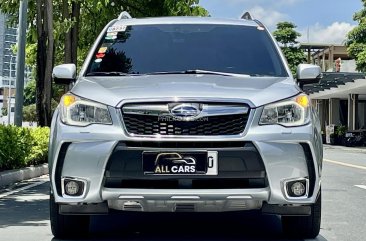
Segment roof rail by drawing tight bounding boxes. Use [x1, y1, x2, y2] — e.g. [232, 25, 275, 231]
[241, 12, 252, 20]
[118, 11, 132, 20]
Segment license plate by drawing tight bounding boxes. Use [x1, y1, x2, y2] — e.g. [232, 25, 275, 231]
[143, 151, 217, 175]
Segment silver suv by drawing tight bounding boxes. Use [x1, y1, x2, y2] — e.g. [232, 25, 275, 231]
[49, 12, 323, 239]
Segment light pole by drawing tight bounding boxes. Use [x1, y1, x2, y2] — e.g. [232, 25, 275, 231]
[14, 0, 28, 126]
[8, 56, 16, 125]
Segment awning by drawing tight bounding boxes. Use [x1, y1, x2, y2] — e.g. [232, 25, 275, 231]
[307, 73, 366, 100]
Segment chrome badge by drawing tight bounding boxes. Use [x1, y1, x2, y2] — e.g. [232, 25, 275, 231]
[170, 104, 201, 117]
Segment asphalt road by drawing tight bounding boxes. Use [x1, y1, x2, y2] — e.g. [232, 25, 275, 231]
[0, 146, 365, 241]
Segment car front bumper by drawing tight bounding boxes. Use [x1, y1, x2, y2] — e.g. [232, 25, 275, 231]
[49, 107, 322, 212]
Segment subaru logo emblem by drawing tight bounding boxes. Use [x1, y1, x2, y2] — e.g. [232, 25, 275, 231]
[170, 104, 201, 117]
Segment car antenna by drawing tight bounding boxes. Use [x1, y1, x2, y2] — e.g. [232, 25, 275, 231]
[118, 11, 132, 20]
[241, 12, 252, 20]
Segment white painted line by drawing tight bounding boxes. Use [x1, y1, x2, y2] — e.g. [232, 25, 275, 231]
[324, 159, 366, 170]
[0, 180, 48, 199]
[355, 185, 366, 190]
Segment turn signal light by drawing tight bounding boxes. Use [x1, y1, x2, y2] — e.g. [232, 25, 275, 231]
[63, 95, 76, 107]
[296, 95, 309, 108]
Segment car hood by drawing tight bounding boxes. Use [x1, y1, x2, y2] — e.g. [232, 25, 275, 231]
[71, 75, 300, 108]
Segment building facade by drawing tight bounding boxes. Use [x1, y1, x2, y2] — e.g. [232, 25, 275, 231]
[301, 44, 366, 139]
[0, 12, 17, 114]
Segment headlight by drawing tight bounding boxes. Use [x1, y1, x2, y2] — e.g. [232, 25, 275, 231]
[259, 94, 310, 127]
[60, 94, 112, 126]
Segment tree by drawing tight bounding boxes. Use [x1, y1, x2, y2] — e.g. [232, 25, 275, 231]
[35, 0, 54, 127]
[346, 1, 366, 72]
[23, 104, 37, 122]
[24, 80, 36, 106]
[273, 22, 306, 75]
[0, 0, 208, 126]
[0, 0, 54, 126]
[24, 80, 64, 106]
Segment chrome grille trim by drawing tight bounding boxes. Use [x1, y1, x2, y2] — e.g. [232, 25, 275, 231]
[121, 102, 251, 137]
[122, 103, 249, 120]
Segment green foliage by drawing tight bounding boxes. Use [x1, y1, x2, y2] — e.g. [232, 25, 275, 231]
[24, 80, 36, 106]
[0, 125, 50, 171]
[1, 108, 7, 117]
[0, 125, 32, 170]
[346, 2, 366, 72]
[346, 25, 366, 72]
[27, 127, 50, 165]
[24, 79, 66, 106]
[273, 22, 300, 46]
[335, 125, 348, 137]
[281, 47, 307, 75]
[273, 21, 306, 75]
[348, 7, 366, 69]
[164, 0, 209, 16]
[23, 101, 59, 122]
[23, 104, 37, 122]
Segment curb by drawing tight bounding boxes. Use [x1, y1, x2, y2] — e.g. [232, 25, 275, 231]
[0, 164, 48, 188]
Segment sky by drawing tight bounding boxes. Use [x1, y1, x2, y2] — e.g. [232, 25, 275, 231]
[199, 0, 363, 44]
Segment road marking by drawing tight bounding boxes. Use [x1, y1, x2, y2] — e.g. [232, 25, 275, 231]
[0, 180, 48, 199]
[324, 159, 366, 170]
[355, 185, 366, 190]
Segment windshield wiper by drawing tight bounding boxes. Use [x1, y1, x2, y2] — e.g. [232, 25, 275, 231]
[145, 69, 250, 77]
[86, 72, 136, 76]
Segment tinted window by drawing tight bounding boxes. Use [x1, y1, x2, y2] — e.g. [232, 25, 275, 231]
[86, 24, 287, 77]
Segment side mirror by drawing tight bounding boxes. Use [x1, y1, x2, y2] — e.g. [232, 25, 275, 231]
[296, 64, 322, 88]
[52, 64, 76, 85]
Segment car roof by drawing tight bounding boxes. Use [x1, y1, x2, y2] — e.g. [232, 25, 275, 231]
[112, 16, 260, 28]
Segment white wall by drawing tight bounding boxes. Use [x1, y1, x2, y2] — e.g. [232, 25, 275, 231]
[341, 60, 357, 73]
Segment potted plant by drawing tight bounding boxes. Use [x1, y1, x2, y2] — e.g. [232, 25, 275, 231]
[335, 125, 348, 145]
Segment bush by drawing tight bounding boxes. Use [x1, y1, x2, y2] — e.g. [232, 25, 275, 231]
[0, 125, 50, 171]
[0, 125, 32, 171]
[27, 127, 50, 166]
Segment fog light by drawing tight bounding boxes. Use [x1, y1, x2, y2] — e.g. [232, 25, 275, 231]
[62, 178, 85, 197]
[285, 179, 308, 198]
[291, 182, 306, 196]
[65, 181, 79, 195]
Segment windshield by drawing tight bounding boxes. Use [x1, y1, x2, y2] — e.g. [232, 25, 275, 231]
[86, 24, 288, 77]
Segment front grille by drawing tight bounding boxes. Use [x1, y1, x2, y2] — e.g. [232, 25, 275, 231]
[123, 113, 249, 136]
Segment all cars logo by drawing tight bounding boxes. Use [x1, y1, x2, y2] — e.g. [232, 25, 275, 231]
[154, 153, 196, 174]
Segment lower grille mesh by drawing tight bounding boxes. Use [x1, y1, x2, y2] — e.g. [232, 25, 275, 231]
[123, 114, 248, 136]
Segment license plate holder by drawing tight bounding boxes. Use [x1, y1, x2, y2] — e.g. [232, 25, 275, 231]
[143, 151, 217, 175]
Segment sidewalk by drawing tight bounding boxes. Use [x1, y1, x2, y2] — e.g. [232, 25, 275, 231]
[0, 164, 48, 189]
[323, 144, 366, 153]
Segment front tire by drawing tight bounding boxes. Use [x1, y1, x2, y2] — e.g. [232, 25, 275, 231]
[50, 194, 90, 239]
[282, 191, 321, 239]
